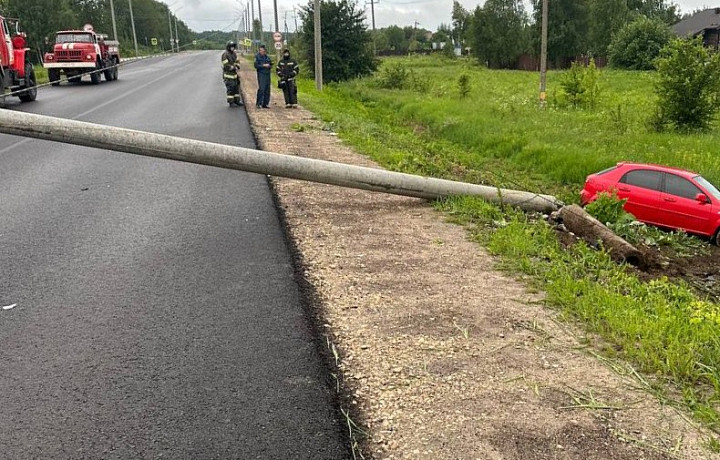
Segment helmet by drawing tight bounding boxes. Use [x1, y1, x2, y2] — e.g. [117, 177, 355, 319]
[226, 40, 237, 50]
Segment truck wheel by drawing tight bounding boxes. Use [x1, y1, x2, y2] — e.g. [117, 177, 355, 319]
[48, 69, 61, 86]
[90, 63, 101, 84]
[103, 60, 113, 81]
[18, 62, 37, 102]
[112, 59, 119, 80]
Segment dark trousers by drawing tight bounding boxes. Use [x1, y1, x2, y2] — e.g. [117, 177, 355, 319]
[256, 72, 271, 107]
[282, 79, 297, 105]
[224, 77, 239, 102]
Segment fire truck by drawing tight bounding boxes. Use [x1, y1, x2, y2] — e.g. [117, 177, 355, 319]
[43, 24, 120, 85]
[0, 16, 37, 102]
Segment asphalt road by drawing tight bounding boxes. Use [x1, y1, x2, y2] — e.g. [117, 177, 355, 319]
[0, 52, 348, 459]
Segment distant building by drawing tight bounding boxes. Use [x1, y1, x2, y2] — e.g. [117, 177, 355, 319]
[673, 8, 720, 47]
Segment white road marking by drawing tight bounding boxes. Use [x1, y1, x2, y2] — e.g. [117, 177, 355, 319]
[2, 303, 17, 310]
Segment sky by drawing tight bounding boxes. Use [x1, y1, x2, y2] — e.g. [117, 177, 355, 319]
[169, 1, 720, 34]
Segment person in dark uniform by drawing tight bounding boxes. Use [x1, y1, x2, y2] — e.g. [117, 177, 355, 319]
[276, 49, 299, 108]
[221, 41, 243, 106]
[254, 45, 272, 108]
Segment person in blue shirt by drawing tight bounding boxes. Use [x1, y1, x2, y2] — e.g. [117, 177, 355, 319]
[254, 45, 273, 108]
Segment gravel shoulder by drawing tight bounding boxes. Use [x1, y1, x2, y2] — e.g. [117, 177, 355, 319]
[238, 61, 718, 460]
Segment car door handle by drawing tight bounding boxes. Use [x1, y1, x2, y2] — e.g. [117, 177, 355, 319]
[618, 187, 630, 192]
[663, 197, 676, 202]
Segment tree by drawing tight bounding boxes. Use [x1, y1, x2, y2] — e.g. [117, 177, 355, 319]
[8, 0, 77, 57]
[607, 16, 672, 70]
[531, 0, 589, 67]
[384, 25, 408, 53]
[587, 0, 629, 58]
[654, 37, 720, 132]
[451, 1, 470, 51]
[627, 0, 679, 25]
[298, 0, 376, 82]
[469, 0, 528, 68]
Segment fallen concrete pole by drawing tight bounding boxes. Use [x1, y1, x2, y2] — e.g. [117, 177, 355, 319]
[0, 110, 561, 213]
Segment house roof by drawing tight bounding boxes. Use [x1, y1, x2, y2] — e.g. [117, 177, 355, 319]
[673, 8, 720, 37]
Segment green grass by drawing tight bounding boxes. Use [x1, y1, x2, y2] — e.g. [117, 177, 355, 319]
[296, 56, 720, 439]
[33, 65, 48, 85]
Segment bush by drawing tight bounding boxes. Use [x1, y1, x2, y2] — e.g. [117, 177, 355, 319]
[654, 36, 720, 132]
[558, 59, 601, 109]
[375, 60, 430, 92]
[608, 16, 672, 70]
[375, 61, 408, 89]
[458, 74, 471, 98]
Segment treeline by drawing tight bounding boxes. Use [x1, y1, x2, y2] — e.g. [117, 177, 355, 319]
[446, 0, 679, 68]
[0, 0, 220, 60]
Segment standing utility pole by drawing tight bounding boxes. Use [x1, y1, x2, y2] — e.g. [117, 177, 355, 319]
[249, 1, 254, 42]
[167, 6, 175, 52]
[367, 0, 378, 31]
[128, 0, 139, 56]
[257, 0, 263, 43]
[174, 14, 180, 51]
[273, 0, 279, 34]
[109, 0, 118, 41]
[314, 0, 322, 91]
[539, 0, 548, 107]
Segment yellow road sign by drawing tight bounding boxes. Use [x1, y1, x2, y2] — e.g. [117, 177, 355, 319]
[151, 37, 158, 46]
[244, 38, 252, 47]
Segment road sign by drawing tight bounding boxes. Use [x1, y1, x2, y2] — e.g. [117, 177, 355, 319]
[274, 42, 283, 50]
[151, 37, 158, 46]
[244, 38, 252, 47]
[273, 32, 282, 42]
[192, 40, 197, 46]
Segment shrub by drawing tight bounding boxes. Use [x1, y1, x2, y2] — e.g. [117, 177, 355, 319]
[375, 61, 409, 89]
[654, 36, 720, 132]
[558, 59, 601, 109]
[458, 74, 471, 98]
[608, 16, 672, 70]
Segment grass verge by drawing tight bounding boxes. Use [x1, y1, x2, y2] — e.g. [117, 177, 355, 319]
[295, 57, 720, 442]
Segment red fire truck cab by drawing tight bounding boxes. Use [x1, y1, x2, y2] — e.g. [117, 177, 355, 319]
[43, 24, 120, 85]
[0, 16, 37, 102]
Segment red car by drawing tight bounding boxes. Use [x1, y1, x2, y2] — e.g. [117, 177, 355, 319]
[580, 162, 720, 242]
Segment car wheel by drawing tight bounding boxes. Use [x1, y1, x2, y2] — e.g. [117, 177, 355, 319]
[18, 62, 37, 102]
[713, 228, 720, 246]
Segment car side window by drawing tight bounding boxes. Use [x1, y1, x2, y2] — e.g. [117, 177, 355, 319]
[619, 169, 662, 191]
[664, 173, 702, 200]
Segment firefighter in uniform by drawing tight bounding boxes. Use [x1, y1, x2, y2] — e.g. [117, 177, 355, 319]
[221, 41, 243, 106]
[276, 49, 299, 108]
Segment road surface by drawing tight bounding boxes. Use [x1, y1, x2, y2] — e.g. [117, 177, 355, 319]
[0, 52, 348, 459]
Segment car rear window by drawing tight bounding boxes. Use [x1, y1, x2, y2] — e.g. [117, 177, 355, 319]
[664, 173, 701, 199]
[619, 169, 662, 191]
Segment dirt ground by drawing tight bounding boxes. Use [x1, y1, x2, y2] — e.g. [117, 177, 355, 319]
[238, 62, 719, 460]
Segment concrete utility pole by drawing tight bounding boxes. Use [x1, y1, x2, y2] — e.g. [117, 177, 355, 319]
[250, 0, 255, 42]
[109, 0, 118, 41]
[314, 0, 323, 91]
[539, 0, 548, 107]
[167, 6, 175, 52]
[174, 13, 180, 51]
[128, 0, 139, 56]
[0, 111, 560, 213]
[273, 0, 279, 36]
[257, 0, 263, 43]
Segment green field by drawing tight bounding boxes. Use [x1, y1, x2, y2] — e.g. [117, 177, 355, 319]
[297, 56, 720, 445]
